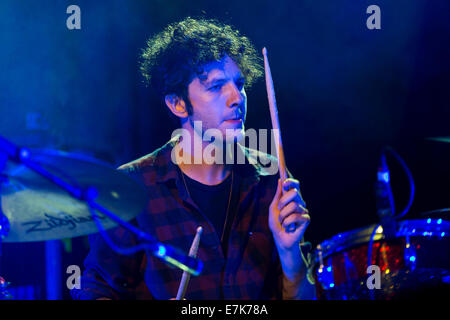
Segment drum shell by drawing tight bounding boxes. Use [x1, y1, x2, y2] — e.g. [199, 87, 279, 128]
[312, 220, 450, 300]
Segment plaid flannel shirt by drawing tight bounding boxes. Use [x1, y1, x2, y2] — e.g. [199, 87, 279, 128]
[72, 137, 283, 300]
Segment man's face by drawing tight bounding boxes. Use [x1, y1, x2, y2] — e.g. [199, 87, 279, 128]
[186, 56, 247, 142]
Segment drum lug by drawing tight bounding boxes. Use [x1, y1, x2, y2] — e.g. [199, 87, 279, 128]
[0, 276, 13, 300]
[316, 245, 335, 290]
[404, 235, 417, 271]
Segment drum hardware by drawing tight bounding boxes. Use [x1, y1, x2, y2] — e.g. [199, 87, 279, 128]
[0, 134, 203, 299]
[0, 155, 11, 299]
[314, 244, 335, 290]
[0, 276, 12, 300]
[313, 219, 450, 300]
[403, 234, 416, 272]
[367, 147, 414, 298]
[316, 245, 324, 271]
[312, 146, 450, 299]
[367, 224, 383, 273]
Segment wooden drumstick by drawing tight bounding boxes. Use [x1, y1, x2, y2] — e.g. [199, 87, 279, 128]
[263, 47, 297, 233]
[175, 226, 203, 300]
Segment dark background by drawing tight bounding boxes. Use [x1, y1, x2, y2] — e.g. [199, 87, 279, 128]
[0, 0, 449, 299]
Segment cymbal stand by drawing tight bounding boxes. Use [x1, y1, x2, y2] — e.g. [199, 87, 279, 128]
[0, 135, 202, 277]
[0, 151, 12, 299]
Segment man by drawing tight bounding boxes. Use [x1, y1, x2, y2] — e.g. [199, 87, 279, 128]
[72, 17, 315, 300]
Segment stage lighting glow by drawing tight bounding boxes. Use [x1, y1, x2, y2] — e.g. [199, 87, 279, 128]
[157, 245, 166, 257]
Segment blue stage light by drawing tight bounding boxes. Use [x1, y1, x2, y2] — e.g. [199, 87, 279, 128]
[157, 245, 166, 257]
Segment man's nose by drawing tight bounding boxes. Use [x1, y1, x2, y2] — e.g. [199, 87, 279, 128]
[226, 82, 245, 108]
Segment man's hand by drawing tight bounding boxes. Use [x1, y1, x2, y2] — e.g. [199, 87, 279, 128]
[269, 178, 310, 251]
[269, 178, 310, 282]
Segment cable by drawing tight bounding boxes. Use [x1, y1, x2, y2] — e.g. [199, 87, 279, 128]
[383, 146, 415, 220]
[87, 202, 203, 276]
[299, 238, 315, 285]
[88, 204, 156, 256]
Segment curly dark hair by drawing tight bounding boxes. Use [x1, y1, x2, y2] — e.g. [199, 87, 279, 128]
[140, 17, 263, 102]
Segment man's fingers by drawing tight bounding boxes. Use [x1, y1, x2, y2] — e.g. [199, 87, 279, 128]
[277, 188, 299, 211]
[282, 178, 300, 192]
[281, 178, 306, 207]
[281, 212, 311, 231]
[278, 201, 299, 224]
[278, 201, 309, 225]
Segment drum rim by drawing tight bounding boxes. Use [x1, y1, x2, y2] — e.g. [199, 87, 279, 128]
[314, 219, 450, 264]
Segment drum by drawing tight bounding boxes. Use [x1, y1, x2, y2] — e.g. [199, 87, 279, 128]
[311, 219, 450, 299]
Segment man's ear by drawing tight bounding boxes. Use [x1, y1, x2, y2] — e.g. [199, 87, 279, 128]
[165, 94, 189, 119]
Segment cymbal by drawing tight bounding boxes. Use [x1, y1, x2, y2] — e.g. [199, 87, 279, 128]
[427, 137, 450, 143]
[0, 149, 148, 242]
[420, 208, 450, 221]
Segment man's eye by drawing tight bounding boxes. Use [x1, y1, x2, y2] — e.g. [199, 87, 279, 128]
[209, 84, 222, 91]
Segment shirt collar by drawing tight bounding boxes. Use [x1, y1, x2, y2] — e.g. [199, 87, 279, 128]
[154, 135, 277, 185]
